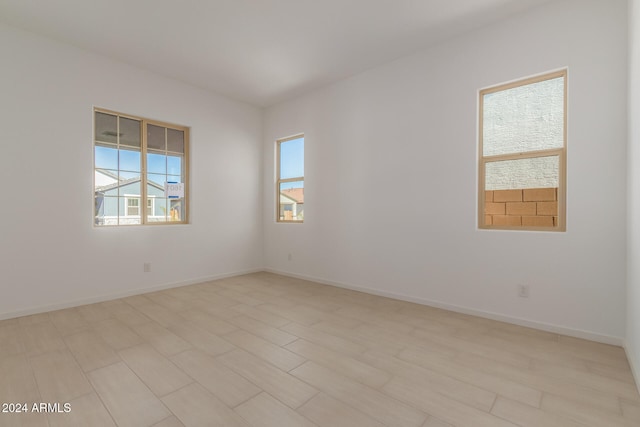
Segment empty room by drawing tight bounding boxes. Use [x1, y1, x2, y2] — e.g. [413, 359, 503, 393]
[2, 0, 640, 426]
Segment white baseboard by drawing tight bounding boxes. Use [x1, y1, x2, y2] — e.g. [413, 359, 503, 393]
[624, 341, 640, 395]
[0, 268, 263, 321]
[265, 268, 625, 347]
[2, 266, 626, 348]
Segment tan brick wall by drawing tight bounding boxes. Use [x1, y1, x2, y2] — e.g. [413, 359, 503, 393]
[484, 188, 558, 228]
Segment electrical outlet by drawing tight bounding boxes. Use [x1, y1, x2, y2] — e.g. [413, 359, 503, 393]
[144, 262, 151, 273]
[518, 284, 530, 298]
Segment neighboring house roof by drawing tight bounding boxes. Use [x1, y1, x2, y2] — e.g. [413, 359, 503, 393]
[280, 188, 304, 204]
[95, 169, 119, 187]
[96, 177, 165, 193]
[98, 169, 119, 180]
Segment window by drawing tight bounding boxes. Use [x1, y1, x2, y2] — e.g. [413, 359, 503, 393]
[479, 70, 566, 231]
[276, 135, 304, 222]
[126, 197, 140, 216]
[94, 109, 189, 226]
[124, 197, 155, 217]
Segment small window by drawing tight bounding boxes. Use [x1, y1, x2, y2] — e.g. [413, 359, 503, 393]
[276, 135, 304, 222]
[126, 197, 140, 216]
[94, 109, 189, 226]
[479, 70, 566, 231]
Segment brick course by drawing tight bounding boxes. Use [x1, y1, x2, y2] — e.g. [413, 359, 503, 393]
[523, 188, 556, 202]
[522, 216, 554, 227]
[506, 202, 537, 216]
[493, 215, 522, 226]
[494, 189, 522, 202]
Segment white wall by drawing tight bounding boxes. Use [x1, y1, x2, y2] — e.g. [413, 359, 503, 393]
[264, 0, 628, 342]
[627, 0, 640, 388]
[0, 24, 263, 318]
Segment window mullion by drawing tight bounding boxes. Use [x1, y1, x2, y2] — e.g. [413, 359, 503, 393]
[279, 177, 304, 184]
[141, 120, 148, 225]
[482, 148, 564, 163]
[116, 116, 121, 225]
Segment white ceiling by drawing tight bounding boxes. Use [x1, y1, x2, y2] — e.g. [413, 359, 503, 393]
[0, 0, 552, 107]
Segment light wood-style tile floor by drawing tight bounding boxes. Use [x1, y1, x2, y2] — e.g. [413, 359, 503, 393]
[1, 272, 639, 426]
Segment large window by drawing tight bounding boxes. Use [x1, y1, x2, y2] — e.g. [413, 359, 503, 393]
[479, 70, 566, 231]
[276, 135, 304, 222]
[94, 109, 189, 226]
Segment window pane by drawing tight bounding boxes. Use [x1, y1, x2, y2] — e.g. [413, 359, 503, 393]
[170, 199, 183, 222]
[95, 196, 119, 226]
[147, 178, 164, 199]
[484, 157, 559, 228]
[167, 128, 184, 153]
[95, 112, 117, 144]
[95, 193, 106, 225]
[120, 149, 141, 172]
[483, 77, 564, 156]
[167, 175, 181, 185]
[147, 124, 165, 151]
[148, 198, 168, 222]
[148, 173, 166, 188]
[95, 169, 118, 190]
[95, 146, 118, 170]
[485, 155, 559, 190]
[119, 177, 141, 197]
[167, 155, 182, 176]
[119, 117, 141, 148]
[279, 181, 304, 221]
[147, 153, 167, 174]
[279, 137, 304, 179]
[119, 197, 141, 225]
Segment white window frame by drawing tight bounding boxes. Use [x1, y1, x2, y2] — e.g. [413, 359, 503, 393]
[125, 195, 140, 217]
